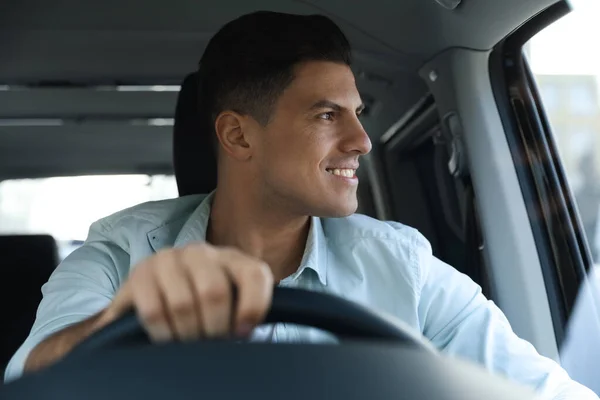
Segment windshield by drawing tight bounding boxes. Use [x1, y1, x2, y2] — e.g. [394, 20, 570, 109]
[526, 0, 600, 393]
[0, 174, 178, 259]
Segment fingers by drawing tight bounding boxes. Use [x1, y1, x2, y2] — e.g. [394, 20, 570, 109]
[102, 279, 133, 324]
[181, 244, 232, 337]
[100, 253, 175, 342]
[152, 251, 202, 341]
[218, 248, 274, 337]
[186, 263, 233, 338]
[105, 242, 274, 343]
[180, 245, 236, 338]
[179, 244, 274, 338]
[131, 263, 173, 342]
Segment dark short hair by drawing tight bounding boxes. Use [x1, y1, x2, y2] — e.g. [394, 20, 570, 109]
[198, 11, 352, 139]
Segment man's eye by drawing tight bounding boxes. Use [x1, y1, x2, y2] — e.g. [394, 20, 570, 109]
[319, 112, 334, 121]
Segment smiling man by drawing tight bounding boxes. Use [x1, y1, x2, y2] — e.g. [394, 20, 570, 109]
[4, 10, 597, 399]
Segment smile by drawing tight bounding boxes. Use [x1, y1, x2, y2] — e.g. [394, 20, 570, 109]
[326, 168, 357, 178]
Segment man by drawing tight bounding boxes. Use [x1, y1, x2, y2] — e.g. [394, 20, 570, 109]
[4, 11, 597, 399]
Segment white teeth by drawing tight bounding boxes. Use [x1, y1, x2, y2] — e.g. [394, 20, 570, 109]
[327, 168, 355, 177]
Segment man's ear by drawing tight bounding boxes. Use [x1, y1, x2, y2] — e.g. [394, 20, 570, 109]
[214, 111, 252, 161]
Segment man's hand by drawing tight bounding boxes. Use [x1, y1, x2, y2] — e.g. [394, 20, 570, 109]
[97, 243, 274, 341]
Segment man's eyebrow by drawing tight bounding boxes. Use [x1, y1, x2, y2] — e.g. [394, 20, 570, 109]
[309, 99, 366, 113]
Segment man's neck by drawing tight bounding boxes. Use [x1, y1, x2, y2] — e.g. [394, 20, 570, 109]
[206, 187, 310, 282]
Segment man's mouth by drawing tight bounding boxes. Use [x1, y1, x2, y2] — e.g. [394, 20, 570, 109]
[325, 168, 357, 178]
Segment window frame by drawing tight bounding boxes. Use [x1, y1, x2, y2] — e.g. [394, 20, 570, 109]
[489, 0, 591, 345]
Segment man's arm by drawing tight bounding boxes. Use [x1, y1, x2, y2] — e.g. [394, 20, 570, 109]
[23, 312, 106, 373]
[414, 242, 598, 399]
[4, 222, 126, 383]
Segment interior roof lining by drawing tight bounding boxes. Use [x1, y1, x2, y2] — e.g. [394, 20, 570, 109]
[0, 0, 561, 179]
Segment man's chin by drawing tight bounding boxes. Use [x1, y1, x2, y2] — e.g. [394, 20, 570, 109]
[311, 200, 358, 218]
[328, 209, 356, 218]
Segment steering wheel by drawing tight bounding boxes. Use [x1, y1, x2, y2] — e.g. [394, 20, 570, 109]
[4, 287, 538, 400]
[71, 287, 436, 355]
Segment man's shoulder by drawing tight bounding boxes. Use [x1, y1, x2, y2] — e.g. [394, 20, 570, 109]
[93, 194, 206, 234]
[322, 213, 431, 249]
[321, 214, 434, 302]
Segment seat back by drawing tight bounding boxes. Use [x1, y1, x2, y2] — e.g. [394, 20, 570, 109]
[172, 72, 218, 196]
[0, 235, 59, 376]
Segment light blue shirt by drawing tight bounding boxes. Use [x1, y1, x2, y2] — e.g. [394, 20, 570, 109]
[5, 192, 597, 399]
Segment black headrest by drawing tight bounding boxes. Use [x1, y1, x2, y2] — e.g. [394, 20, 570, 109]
[173, 72, 218, 196]
[0, 234, 58, 276]
[0, 234, 59, 371]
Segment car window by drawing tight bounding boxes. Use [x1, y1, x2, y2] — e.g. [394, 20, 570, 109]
[0, 174, 178, 260]
[525, 0, 600, 394]
[527, 0, 600, 263]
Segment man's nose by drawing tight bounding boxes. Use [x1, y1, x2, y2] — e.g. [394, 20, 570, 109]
[341, 117, 372, 155]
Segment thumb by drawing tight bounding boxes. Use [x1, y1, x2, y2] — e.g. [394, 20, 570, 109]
[100, 283, 134, 326]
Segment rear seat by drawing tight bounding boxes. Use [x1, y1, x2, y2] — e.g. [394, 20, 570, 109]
[0, 234, 58, 379]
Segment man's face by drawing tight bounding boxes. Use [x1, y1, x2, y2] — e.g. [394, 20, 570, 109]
[248, 61, 372, 217]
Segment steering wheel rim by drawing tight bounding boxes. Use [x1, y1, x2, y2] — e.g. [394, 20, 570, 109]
[70, 287, 436, 356]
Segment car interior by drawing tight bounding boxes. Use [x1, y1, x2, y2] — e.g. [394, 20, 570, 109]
[0, 0, 597, 398]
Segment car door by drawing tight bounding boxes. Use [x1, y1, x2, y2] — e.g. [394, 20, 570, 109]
[401, 0, 599, 395]
[512, 0, 600, 393]
[486, 0, 599, 394]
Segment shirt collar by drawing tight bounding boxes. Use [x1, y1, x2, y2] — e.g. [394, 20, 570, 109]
[174, 191, 328, 286]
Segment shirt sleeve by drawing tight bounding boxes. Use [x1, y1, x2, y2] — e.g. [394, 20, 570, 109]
[3, 221, 129, 383]
[414, 238, 598, 399]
